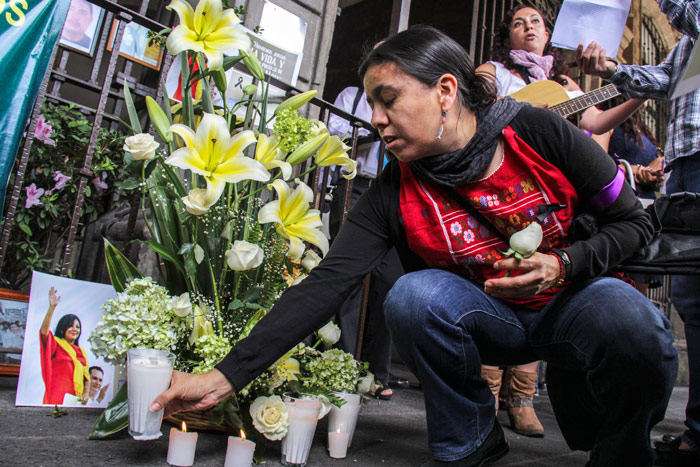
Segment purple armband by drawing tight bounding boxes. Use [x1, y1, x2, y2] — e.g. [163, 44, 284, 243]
[590, 166, 625, 211]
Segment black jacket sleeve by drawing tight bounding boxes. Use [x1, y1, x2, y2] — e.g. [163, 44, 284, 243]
[509, 106, 655, 279]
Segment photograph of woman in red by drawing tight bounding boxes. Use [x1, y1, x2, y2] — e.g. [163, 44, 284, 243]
[39, 287, 89, 405]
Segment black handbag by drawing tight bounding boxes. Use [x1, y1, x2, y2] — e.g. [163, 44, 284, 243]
[620, 192, 700, 274]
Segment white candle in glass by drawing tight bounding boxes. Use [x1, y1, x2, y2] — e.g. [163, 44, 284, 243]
[328, 429, 349, 459]
[224, 430, 256, 467]
[166, 422, 198, 467]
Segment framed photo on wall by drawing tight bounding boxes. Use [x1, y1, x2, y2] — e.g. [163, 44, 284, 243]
[58, 0, 105, 57]
[107, 19, 164, 70]
[0, 289, 29, 375]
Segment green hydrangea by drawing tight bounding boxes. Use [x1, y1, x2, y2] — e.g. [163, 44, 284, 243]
[304, 348, 360, 393]
[191, 334, 232, 374]
[272, 108, 314, 153]
[88, 277, 189, 365]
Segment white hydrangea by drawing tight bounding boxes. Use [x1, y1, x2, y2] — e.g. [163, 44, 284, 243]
[88, 277, 189, 364]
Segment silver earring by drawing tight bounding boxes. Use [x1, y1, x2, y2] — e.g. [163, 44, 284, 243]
[437, 110, 446, 139]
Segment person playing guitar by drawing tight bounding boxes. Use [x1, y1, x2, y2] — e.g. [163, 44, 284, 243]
[475, 4, 644, 150]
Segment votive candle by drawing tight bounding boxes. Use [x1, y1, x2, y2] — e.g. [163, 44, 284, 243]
[328, 429, 349, 459]
[167, 422, 198, 467]
[224, 430, 256, 467]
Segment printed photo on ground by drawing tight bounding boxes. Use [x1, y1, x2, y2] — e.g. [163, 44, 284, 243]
[15, 271, 118, 408]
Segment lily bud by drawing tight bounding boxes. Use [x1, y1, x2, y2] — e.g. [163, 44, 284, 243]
[243, 51, 265, 80]
[212, 68, 228, 93]
[286, 132, 328, 165]
[242, 84, 258, 96]
[145, 97, 173, 143]
[275, 90, 318, 114]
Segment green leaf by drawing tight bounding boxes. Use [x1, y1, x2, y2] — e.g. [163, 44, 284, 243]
[117, 177, 141, 190]
[194, 244, 204, 264]
[88, 383, 128, 439]
[19, 223, 32, 236]
[220, 221, 234, 242]
[123, 84, 143, 134]
[104, 238, 142, 292]
[145, 240, 186, 275]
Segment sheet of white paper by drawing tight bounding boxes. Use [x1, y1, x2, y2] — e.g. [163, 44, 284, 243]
[551, 0, 632, 55]
[672, 39, 700, 99]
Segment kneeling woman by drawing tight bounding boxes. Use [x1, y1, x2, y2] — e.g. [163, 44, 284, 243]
[154, 26, 677, 467]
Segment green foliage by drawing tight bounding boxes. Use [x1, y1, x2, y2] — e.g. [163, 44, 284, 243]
[2, 104, 131, 289]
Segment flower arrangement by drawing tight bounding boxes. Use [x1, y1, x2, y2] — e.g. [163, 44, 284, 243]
[88, 0, 370, 451]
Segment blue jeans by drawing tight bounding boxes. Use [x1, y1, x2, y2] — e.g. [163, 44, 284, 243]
[384, 270, 677, 465]
[666, 151, 700, 450]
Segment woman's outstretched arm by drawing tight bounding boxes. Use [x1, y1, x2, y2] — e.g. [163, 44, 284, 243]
[40, 287, 60, 337]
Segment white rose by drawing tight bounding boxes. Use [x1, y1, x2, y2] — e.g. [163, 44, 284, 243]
[123, 133, 159, 160]
[301, 249, 322, 272]
[317, 321, 341, 347]
[181, 188, 213, 216]
[225, 240, 264, 271]
[505, 222, 543, 259]
[357, 371, 375, 395]
[171, 293, 192, 317]
[249, 395, 288, 441]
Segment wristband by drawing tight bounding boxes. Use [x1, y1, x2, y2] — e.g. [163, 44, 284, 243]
[546, 249, 571, 286]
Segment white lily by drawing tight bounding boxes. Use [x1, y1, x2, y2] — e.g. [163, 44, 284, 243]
[258, 179, 329, 259]
[167, 113, 270, 206]
[255, 133, 292, 179]
[166, 0, 251, 70]
[313, 134, 357, 179]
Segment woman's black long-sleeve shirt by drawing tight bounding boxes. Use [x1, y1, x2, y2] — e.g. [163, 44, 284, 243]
[215, 105, 654, 391]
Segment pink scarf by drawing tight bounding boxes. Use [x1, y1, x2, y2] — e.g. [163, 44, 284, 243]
[509, 49, 554, 82]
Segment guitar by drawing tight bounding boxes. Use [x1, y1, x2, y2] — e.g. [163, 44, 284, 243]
[509, 80, 620, 117]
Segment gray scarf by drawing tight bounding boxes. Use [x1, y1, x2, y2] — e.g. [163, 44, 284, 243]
[410, 97, 527, 187]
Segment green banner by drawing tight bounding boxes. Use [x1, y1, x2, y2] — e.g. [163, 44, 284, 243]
[0, 0, 69, 211]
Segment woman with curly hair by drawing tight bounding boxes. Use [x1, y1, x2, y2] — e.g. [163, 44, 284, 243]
[476, 4, 644, 151]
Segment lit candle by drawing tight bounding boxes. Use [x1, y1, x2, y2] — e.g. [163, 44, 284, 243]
[224, 430, 256, 467]
[328, 428, 349, 459]
[167, 422, 198, 467]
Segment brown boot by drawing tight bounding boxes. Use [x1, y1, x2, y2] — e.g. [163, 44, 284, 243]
[481, 366, 503, 412]
[506, 368, 544, 437]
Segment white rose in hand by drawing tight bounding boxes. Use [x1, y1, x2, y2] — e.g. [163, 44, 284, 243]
[502, 222, 543, 260]
[225, 240, 264, 271]
[317, 321, 341, 347]
[249, 395, 289, 440]
[123, 133, 159, 160]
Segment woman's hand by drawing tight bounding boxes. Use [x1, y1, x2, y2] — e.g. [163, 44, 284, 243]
[41, 286, 61, 336]
[484, 252, 562, 298]
[48, 287, 60, 307]
[634, 156, 664, 189]
[150, 369, 235, 417]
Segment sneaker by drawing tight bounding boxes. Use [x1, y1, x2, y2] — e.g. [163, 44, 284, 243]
[421, 420, 509, 467]
[653, 434, 700, 467]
